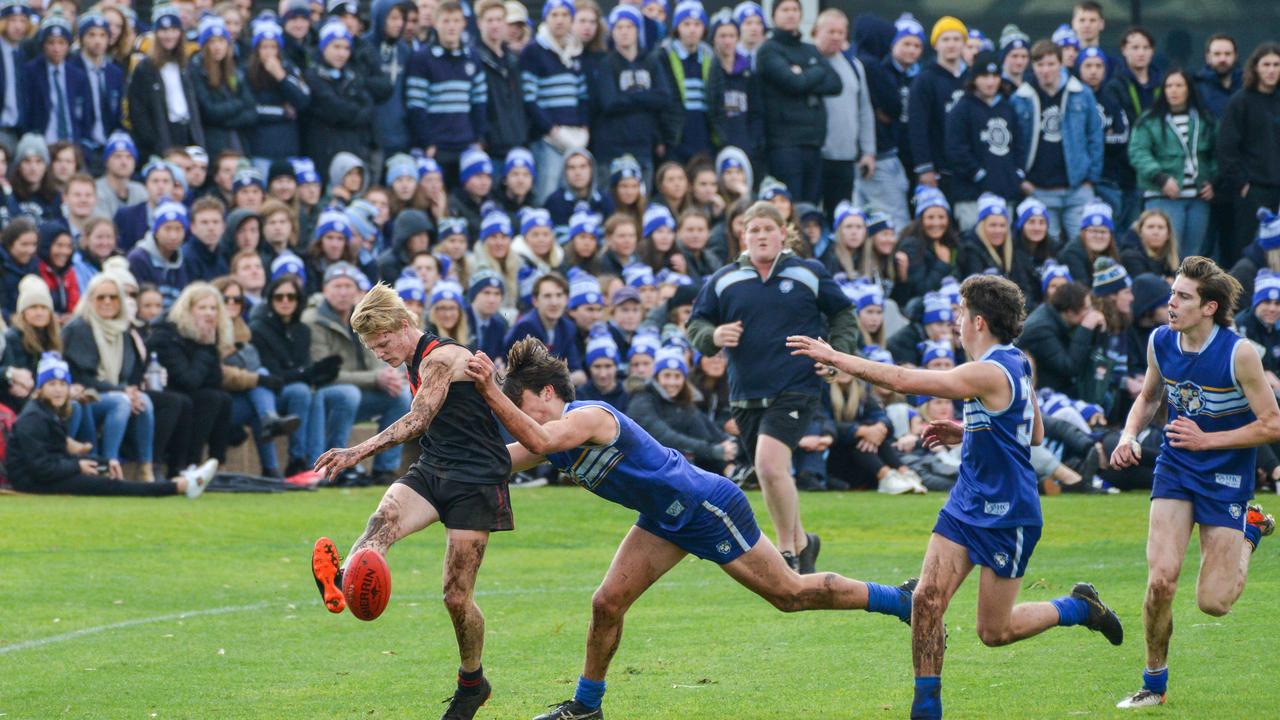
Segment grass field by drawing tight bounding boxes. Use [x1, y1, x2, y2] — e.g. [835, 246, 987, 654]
[2, 487, 1276, 719]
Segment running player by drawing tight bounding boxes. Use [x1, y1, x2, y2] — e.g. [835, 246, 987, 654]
[464, 338, 916, 720]
[310, 283, 513, 720]
[788, 274, 1123, 720]
[1110, 256, 1278, 709]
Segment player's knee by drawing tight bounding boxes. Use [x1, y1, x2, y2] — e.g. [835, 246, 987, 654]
[442, 586, 474, 615]
[975, 622, 1014, 647]
[912, 583, 946, 619]
[590, 587, 626, 620]
[1146, 574, 1178, 605]
[1195, 586, 1237, 617]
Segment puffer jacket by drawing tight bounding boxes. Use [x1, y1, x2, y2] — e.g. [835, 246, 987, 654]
[756, 28, 841, 149]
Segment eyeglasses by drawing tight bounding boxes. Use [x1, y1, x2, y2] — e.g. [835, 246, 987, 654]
[272, 293, 299, 302]
[223, 295, 244, 305]
[93, 293, 120, 302]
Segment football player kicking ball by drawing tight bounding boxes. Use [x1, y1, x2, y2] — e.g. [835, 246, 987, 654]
[788, 275, 1124, 720]
[465, 338, 916, 720]
[310, 284, 514, 720]
[1110, 257, 1278, 709]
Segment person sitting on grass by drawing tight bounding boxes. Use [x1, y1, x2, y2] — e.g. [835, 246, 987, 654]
[7, 352, 217, 497]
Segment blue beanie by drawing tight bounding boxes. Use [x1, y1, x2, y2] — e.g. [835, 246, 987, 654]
[866, 210, 895, 237]
[672, 0, 706, 27]
[542, 0, 574, 19]
[1077, 46, 1106, 68]
[892, 13, 925, 48]
[976, 193, 1008, 223]
[197, 14, 231, 46]
[1040, 262, 1072, 296]
[480, 211, 513, 241]
[459, 148, 493, 185]
[607, 4, 642, 31]
[384, 154, 418, 186]
[1091, 257, 1131, 297]
[1254, 269, 1280, 309]
[967, 28, 993, 52]
[913, 185, 951, 218]
[77, 12, 110, 37]
[1257, 208, 1280, 251]
[1015, 197, 1047, 230]
[732, 1, 763, 26]
[643, 205, 676, 237]
[833, 201, 867, 233]
[520, 208, 553, 235]
[435, 217, 469, 244]
[585, 326, 621, 366]
[152, 3, 182, 30]
[922, 291, 952, 325]
[468, 268, 506, 302]
[430, 280, 466, 307]
[610, 154, 643, 186]
[569, 211, 602, 241]
[271, 251, 306, 284]
[568, 271, 604, 309]
[863, 344, 894, 365]
[104, 131, 138, 162]
[291, 157, 322, 185]
[919, 340, 955, 366]
[152, 202, 189, 236]
[848, 281, 884, 311]
[36, 351, 71, 388]
[252, 17, 284, 48]
[503, 147, 536, 178]
[315, 209, 352, 240]
[318, 19, 353, 52]
[654, 345, 689, 376]
[1080, 201, 1115, 232]
[417, 155, 443, 180]
[1053, 23, 1080, 49]
[395, 275, 426, 304]
[623, 263, 656, 289]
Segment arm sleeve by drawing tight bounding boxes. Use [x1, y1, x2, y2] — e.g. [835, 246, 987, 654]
[907, 78, 936, 174]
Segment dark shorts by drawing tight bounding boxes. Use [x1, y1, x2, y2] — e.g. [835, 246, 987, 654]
[396, 465, 514, 532]
[933, 509, 1041, 579]
[1151, 473, 1249, 531]
[635, 477, 762, 565]
[731, 393, 816, 459]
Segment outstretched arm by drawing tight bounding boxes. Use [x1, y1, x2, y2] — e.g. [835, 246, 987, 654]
[786, 335, 1006, 402]
[1166, 342, 1280, 452]
[507, 442, 547, 473]
[313, 354, 456, 481]
[465, 351, 615, 455]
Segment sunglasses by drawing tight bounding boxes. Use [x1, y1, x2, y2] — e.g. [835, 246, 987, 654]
[272, 292, 299, 302]
[93, 293, 120, 301]
[223, 294, 244, 304]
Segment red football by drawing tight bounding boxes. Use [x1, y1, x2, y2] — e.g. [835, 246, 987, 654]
[342, 548, 391, 621]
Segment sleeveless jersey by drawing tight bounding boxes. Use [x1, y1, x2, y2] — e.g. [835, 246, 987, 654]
[945, 344, 1042, 529]
[544, 400, 722, 529]
[1152, 324, 1256, 501]
[406, 332, 511, 483]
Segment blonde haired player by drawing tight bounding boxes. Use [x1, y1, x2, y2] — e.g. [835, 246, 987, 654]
[310, 283, 513, 720]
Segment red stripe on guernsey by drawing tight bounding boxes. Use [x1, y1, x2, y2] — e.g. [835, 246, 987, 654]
[407, 339, 441, 397]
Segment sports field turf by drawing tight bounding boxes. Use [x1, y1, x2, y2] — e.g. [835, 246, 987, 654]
[2, 488, 1276, 719]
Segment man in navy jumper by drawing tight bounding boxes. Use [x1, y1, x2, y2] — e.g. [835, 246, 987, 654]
[521, 0, 589, 202]
[73, 12, 124, 171]
[114, 159, 178, 252]
[405, 0, 487, 188]
[662, 0, 713, 163]
[908, 15, 967, 196]
[860, 13, 922, 230]
[688, 201, 859, 574]
[21, 11, 92, 148]
[127, 201, 191, 310]
[589, 3, 677, 183]
[504, 273, 587, 386]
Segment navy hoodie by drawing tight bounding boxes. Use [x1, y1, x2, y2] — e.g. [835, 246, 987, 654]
[1088, 78, 1132, 189]
[944, 91, 1026, 203]
[365, 0, 412, 154]
[246, 58, 311, 160]
[706, 51, 763, 156]
[907, 60, 966, 175]
[589, 48, 678, 163]
[1193, 65, 1242, 120]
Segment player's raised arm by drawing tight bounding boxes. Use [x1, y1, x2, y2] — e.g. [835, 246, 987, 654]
[1112, 339, 1165, 468]
[465, 350, 614, 455]
[315, 350, 460, 481]
[786, 335, 1007, 402]
[1166, 341, 1280, 451]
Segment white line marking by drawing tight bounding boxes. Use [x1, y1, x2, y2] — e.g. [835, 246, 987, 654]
[0, 602, 270, 655]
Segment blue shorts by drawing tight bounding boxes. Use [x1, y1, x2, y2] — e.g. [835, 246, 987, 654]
[635, 479, 761, 565]
[933, 509, 1042, 579]
[1151, 473, 1250, 531]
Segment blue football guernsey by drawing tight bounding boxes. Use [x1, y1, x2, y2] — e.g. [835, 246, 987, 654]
[1152, 324, 1256, 502]
[944, 344, 1042, 529]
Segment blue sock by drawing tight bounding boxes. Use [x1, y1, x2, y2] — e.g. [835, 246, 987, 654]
[1050, 595, 1089, 626]
[1143, 667, 1168, 695]
[1245, 523, 1262, 551]
[865, 582, 910, 621]
[574, 676, 606, 709]
[911, 676, 941, 720]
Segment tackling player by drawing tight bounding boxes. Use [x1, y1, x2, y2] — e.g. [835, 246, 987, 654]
[465, 338, 915, 720]
[1110, 256, 1278, 708]
[310, 283, 513, 720]
[788, 274, 1123, 720]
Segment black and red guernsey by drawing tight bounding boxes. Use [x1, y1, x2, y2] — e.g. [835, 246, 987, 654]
[405, 332, 511, 483]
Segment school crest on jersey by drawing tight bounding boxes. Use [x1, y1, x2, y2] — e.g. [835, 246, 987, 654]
[981, 117, 1012, 157]
[992, 552, 1010, 569]
[945, 88, 964, 114]
[717, 540, 732, 555]
[1169, 380, 1206, 416]
[619, 68, 652, 93]
[779, 279, 794, 294]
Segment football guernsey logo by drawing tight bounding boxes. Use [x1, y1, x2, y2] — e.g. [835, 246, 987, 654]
[993, 552, 1010, 569]
[779, 279, 794, 294]
[1169, 381, 1206, 416]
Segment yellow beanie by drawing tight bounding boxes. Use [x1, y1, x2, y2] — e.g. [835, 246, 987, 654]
[930, 16, 967, 47]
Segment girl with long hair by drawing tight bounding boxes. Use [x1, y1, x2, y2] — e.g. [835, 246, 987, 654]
[127, 5, 205, 159]
[1121, 209, 1180, 280]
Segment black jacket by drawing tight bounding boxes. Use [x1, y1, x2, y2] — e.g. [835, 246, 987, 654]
[61, 317, 146, 392]
[250, 311, 312, 384]
[1217, 88, 1280, 193]
[1057, 239, 1111, 290]
[146, 320, 222, 392]
[1015, 302, 1102, 394]
[301, 62, 374, 180]
[627, 380, 728, 467]
[125, 58, 206, 161]
[189, 52, 258, 158]
[956, 230, 1037, 304]
[8, 399, 82, 488]
[756, 30, 841, 149]
[475, 40, 529, 157]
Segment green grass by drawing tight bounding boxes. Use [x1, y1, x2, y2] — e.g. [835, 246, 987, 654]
[1, 488, 1276, 719]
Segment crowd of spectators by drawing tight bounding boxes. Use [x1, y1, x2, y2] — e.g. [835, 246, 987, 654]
[2, 0, 1280, 501]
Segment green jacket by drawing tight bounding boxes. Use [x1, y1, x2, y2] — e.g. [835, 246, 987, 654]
[1126, 109, 1217, 196]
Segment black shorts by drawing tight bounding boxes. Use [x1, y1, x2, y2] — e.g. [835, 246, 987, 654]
[731, 393, 816, 459]
[395, 465, 514, 532]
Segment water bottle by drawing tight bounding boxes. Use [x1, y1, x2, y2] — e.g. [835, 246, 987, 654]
[145, 353, 166, 391]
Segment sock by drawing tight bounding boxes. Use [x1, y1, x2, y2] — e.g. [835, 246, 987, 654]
[910, 676, 942, 720]
[457, 665, 484, 694]
[865, 582, 910, 621]
[574, 675, 606, 709]
[1143, 667, 1168, 695]
[1245, 523, 1262, 551]
[1050, 595, 1089, 626]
